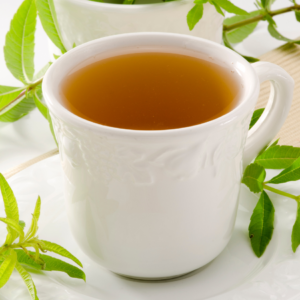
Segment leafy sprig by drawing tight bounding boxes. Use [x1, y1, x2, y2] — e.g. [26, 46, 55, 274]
[0, 174, 85, 299]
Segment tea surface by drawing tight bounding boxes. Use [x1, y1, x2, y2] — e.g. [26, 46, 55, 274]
[60, 51, 240, 130]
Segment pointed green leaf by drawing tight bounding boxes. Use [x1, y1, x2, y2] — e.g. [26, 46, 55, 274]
[292, 202, 300, 252]
[0, 174, 19, 244]
[214, 0, 248, 15]
[209, 1, 224, 16]
[47, 110, 58, 146]
[0, 250, 17, 288]
[187, 3, 204, 31]
[249, 191, 275, 257]
[267, 156, 300, 184]
[15, 250, 85, 281]
[295, 10, 300, 22]
[267, 20, 294, 42]
[19, 220, 26, 230]
[33, 87, 48, 119]
[262, 0, 276, 9]
[40, 240, 83, 267]
[255, 145, 300, 169]
[223, 32, 259, 63]
[4, 0, 36, 84]
[15, 262, 39, 300]
[0, 218, 24, 242]
[269, 139, 279, 148]
[224, 10, 261, 44]
[242, 163, 266, 193]
[0, 86, 24, 110]
[249, 108, 264, 130]
[33, 62, 52, 81]
[36, 0, 67, 53]
[25, 196, 41, 240]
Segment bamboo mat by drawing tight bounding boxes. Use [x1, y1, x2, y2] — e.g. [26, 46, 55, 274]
[3, 42, 300, 179]
[256, 42, 300, 146]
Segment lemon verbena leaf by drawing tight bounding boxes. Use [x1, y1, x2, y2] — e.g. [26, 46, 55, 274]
[40, 240, 83, 267]
[0, 218, 24, 242]
[25, 196, 41, 240]
[4, 0, 37, 84]
[0, 250, 17, 288]
[15, 262, 39, 300]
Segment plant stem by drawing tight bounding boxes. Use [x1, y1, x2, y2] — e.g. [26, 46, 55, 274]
[223, 5, 300, 32]
[263, 183, 299, 202]
[0, 77, 44, 113]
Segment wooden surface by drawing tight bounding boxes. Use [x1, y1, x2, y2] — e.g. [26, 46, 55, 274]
[256, 43, 300, 146]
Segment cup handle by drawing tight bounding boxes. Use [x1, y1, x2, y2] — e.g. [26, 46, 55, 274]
[243, 62, 294, 169]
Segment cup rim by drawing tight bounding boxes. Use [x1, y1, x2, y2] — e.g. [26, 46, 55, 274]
[43, 32, 259, 138]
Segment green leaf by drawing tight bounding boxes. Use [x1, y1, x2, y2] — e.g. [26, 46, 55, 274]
[262, 0, 276, 9]
[40, 240, 83, 267]
[222, 32, 259, 63]
[209, 1, 224, 16]
[15, 262, 39, 300]
[187, 3, 204, 31]
[242, 163, 266, 193]
[295, 10, 300, 22]
[269, 139, 279, 148]
[36, 0, 67, 54]
[255, 145, 300, 169]
[33, 87, 48, 119]
[4, 0, 37, 84]
[292, 202, 300, 252]
[267, 19, 294, 42]
[15, 250, 85, 281]
[19, 220, 26, 230]
[249, 108, 264, 130]
[0, 250, 17, 288]
[123, 0, 135, 3]
[53, 54, 61, 60]
[33, 62, 52, 81]
[0, 174, 19, 244]
[267, 156, 300, 184]
[249, 191, 275, 257]
[47, 110, 58, 146]
[213, 0, 248, 15]
[0, 217, 24, 242]
[0, 93, 36, 122]
[224, 10, 261, 44]
[25, 196, 41, 240]
[0, 86, 24, 110]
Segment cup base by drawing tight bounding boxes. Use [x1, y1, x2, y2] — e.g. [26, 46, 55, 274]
[114, 269, 196, 281]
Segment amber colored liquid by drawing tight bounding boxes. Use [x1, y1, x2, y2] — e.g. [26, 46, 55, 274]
[60, 51, 240, 130]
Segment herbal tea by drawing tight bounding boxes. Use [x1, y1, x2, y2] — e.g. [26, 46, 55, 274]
[60, 50, 240, 130]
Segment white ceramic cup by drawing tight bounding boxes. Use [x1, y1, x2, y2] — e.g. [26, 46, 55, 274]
[52, 0, 224, 51]
[43, 33, 294, 279]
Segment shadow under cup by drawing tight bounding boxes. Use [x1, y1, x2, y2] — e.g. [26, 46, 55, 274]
[43, 33, 259, 279]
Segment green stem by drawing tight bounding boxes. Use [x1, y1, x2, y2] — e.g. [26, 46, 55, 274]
[0, 77, 44, 113]
[223, 5, 300, 32]
[263, 183, 300, 202]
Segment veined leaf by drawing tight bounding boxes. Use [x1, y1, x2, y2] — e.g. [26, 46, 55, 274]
[40, 240, 83, 267]
[267, 20, 294, 42]
[249, 108, 264, 130]
[267, 156, 300, 184]
[292, 202, 300, 252]
[224, 10, 261, 44]
[36, 0, 67, 53]
[213, 0, 247, 15]
[242, 163, 266, 193]
[19, 220, 26, 230]
[209, 1, 224, 16]
[223, 32, 259, 63]
[0, 174, 19, 244]
[187, 3, 204, 31]
[0, 217, 24, 242]
[33, 87, 48, 119]
[15, 250, 85, 281]
[4, 0, 37, 83]
[0, 250, 17, 288]
[249, 191, 275, 257]
[33, 62, 52, 81]
[25, 196, 41, 240]
[0, 94, 36, 122]
[255, 145, 300, 169]
[15, 262, 39, 300]
[0, 86, 24, 110]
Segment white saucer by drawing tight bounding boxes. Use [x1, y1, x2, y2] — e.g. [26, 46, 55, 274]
[1, 155, 300, 300]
